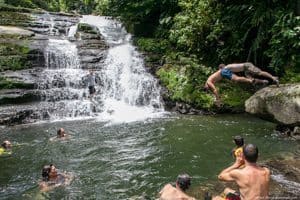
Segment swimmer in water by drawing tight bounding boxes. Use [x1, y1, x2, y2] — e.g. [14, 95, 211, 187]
[39, 164, 73, 192]
[50, 128, 69, 141]
[57, 128, 67, 138]
[0, 140, 12, 156]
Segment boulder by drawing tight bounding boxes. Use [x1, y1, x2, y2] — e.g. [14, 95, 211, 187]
[245, 84, 300, 126]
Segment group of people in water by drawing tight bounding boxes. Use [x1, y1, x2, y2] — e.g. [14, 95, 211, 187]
[1, 131, 270, 199]
[1, 128, 72, 192]
[159, 136, 270, 200]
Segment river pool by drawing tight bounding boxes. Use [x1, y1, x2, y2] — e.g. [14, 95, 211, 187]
[0, 114, 297, 199]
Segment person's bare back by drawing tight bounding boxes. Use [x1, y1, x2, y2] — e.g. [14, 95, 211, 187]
[234, 165, 270, 200]
[213, 144, 270, 200]
[159, 174, 195, 200]
[159, 184, 194, 200]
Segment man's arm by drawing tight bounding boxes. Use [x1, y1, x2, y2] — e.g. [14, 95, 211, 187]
[218, 156, 244, 181]
[206, 81, 220, 101]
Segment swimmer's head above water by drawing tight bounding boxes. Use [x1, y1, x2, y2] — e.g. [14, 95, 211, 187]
[233, 135, 244, 147]
[57, 128, 66, 138]
[1, 140, 12, 150]
[42, 164, 58, 181]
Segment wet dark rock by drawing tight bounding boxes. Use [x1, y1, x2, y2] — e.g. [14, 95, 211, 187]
[273, 125, 300, 140]
[0, 89, 41, 105]
[74, 22, 109, 70]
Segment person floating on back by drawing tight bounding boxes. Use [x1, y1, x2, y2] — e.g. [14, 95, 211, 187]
[159, 173, 196, 200]
[39, 164, 73, 192]
[204, 62, 279, 106]
[212, 143, 270, 200]
[0, 140, 12, 156]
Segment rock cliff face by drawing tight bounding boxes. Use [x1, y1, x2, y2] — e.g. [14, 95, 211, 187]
[245, 84, 300, 126]
[0, 8, 109, 125]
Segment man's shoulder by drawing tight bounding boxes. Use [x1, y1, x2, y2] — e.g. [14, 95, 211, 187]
[160, 183, 175, 193]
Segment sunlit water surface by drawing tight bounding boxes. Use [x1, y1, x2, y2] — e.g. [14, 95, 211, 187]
[0, 114, 298, 199]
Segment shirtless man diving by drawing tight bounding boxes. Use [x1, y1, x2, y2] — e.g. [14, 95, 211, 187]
[204, 62, 279, 105]
[213, 143, 270, 200]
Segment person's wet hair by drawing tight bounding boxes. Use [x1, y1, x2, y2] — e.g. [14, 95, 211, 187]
[42, 164, 56, 181]
[42, 165, 51, 181]
[57, 128, 65, 137]
[176, 173, 191, 191]
[233, 136, 244, 147]
[219, 64, 225, 69]
[1, 140, 11, 149]
[243, 144, 258, 163]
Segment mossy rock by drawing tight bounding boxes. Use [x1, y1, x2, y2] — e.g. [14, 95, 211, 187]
[0, 11, 32, 26]
[77, 23, 98, 35]
[0, 91, 40, 105]
[0, 3, 43, 14]
[0, 77, 35, 89]
[0, 55, 31, 71]
[0, 42, 30, 55]
[0, 43, 33, 71]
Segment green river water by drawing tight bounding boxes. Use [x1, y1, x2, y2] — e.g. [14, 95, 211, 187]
[0, 114, 298, 199]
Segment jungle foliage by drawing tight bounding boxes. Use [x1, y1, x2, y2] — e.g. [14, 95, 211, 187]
[2, 0, 96, 13]
[99, 0, 299, 110]
[2, 0, 299, 110]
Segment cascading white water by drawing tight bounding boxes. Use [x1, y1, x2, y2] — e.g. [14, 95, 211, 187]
[68, 24, 78, 38]
[81, 15, 165, 123]
[35, 15, 165, 123]
[38, 38, 95, 120]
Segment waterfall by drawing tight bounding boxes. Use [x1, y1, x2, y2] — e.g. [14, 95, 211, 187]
[38, 38, 94, 120]
[80, 15, 165, 123]
[34, 15, 165, 123]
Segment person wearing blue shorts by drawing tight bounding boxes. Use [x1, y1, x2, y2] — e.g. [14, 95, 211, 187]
[204, 63, 278, 106]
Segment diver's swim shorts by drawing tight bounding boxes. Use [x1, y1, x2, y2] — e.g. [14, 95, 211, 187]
[221, 68, 233, 80]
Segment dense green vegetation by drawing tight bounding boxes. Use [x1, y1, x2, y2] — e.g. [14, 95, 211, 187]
[100, 0, 299, 111]
[2, 0, 96, 13]
[1, 0, 299, 111]
[0, 43, 32, 71]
